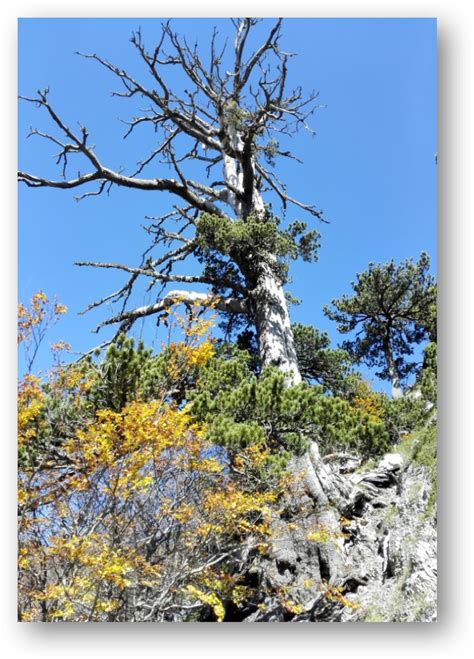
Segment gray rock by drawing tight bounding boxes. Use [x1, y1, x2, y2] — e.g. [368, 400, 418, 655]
[245, 438, 437, 623]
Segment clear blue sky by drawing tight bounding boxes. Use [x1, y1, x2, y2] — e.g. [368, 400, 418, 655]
[18, 18, 437, 389]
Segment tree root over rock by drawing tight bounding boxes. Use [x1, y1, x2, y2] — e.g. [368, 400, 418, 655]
[243, 442, 437, 622]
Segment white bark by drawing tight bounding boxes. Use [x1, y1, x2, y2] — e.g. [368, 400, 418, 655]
[386, 351, 403, 399]
[252, 263, 302, 384]
[223, 120, 244, 216]
[97, 290, 249, 330]
[222, 127, 302, 385]
[391, 382, 403, 400]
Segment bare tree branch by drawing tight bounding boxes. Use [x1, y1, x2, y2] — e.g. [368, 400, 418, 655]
[233, 19, 283, 97]
[94, 290, 250, 332]
[75, 260, 248, 295]
[256, 161, 327, 221]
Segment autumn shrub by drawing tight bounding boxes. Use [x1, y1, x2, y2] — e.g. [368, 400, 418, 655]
[18, 304, 284, 621]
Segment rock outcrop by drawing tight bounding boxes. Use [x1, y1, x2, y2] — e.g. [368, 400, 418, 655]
[244, 430, 437, 622]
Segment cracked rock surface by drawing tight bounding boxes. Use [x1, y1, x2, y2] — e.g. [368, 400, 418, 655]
[244, 435, 437, 623]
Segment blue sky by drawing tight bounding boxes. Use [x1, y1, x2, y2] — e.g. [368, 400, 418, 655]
[18, 18, 437, 389]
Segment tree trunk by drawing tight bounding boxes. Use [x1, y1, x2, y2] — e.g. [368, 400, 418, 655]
[224, 135, 331, 497]
[221, 135, 355, 600]
[252, 262, 302, 384]
[224, 135, 302, 384]
[385, 346, 403, 399]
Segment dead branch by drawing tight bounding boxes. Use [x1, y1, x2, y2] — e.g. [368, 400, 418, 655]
[94, 290, 250, 333]
[19, 19, 326, 335]
[75, 260, 248, 295]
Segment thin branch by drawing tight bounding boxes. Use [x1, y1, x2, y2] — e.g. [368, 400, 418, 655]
[256, 162, 328, 221]
[75, 260, 248, 294]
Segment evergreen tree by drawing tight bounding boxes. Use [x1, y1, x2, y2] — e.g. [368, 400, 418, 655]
[191, 359, 389, 464]
[324, 253, 436, 398]
[292, 323, 353, 394]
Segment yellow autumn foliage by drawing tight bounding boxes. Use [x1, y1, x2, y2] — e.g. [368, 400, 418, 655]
[351, 378, 386, 423]
[17, 375, 45, 447]
[184, 585, 226, 622]
[18, 304, 284, 622]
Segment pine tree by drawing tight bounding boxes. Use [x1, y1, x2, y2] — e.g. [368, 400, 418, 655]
[18, 19, 333, 553]
[292, 323, 353, 394]
[324, 253, 436, 398]
[18, 19, 322, 384]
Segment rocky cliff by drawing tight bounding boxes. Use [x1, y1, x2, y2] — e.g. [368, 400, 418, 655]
[244, 426, 437, 622]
